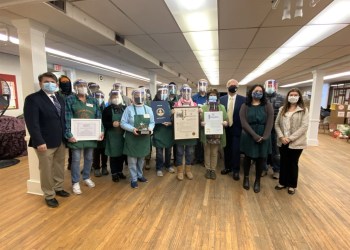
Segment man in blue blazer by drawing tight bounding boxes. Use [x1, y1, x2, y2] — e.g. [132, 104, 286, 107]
[220, 79, 246, 180]
[24, 72, 70, 208]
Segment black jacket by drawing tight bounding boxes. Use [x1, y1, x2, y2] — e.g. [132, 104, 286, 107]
[24, 90, 66, 148]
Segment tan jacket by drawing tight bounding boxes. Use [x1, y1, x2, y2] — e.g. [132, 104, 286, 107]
[275, 106, 309, 149]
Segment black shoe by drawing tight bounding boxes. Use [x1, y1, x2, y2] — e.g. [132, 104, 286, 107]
[112, 174, 120, 182]
[288, 187, 296, 195]
[233, 172, 240, 181]
[275, 184, 286, 190]
[45, 198, 59, 208]
[253, 181, 260, 193]
[94, 169, 102, 177]
[118, 172, 127, 179]
[67, 164, 71, 170]
[243, 176, 250, 190]
[102, 168, 109, 176]
[221, 169, 232, 175]
[55, 190, 70, 197]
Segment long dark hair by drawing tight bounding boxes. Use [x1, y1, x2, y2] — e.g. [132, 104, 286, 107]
[246, 84, 267, 106]
[280, 88, 305, 116]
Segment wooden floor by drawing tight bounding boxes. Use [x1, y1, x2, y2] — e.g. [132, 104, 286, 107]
[0, 134, 350, 249]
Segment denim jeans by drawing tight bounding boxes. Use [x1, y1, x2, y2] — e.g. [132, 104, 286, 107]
[176, 145, 194, 166]
[71, 148, 93, 184]
[128, 156, 144, 182]
[156, 147, 171, 171]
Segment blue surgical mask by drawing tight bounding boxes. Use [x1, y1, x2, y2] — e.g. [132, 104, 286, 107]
[208, 96, 217, 103]
[266, 88, 275, 95]
[43, 81, 58, 94]
[160, 93, 168, 101]
[252, 92, 263, 99]
[97, 98, 104, 106]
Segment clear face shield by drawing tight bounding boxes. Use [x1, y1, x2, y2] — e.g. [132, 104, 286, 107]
[88, 83, 100, 94]
[109, 90, 123, 105]
[74, 80, 88, 95]
[132, 89, 145, 105]
[264, 80, 278, 95]
[112, 83, 123, 95]
[181, 87, 192, 101]
[157, 87, 169, 101]
[168, 84, 177, 95]
[197, 79, 208, 93]
[93, 92, 105, 106]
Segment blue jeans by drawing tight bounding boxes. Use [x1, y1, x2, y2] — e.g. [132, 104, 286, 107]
[176, 145, 194, 166]
[128, 156, 144, 182]
[71, 148, 93, 184]
[156, 147, 171, 171]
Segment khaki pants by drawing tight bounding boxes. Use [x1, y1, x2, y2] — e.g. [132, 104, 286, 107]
[204, 143, 219, 171]
[35, 143, 65, 199]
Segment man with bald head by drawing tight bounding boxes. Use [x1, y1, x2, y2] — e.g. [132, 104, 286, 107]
[220, 79, 246, 180]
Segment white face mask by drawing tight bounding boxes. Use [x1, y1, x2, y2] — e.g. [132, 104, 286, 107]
[288, 96, 299, 104]
[76, 87, 88, 95]
[111, 97, 122, 105]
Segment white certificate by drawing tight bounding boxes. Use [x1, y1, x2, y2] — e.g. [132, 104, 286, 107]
[71, 118, 101, 141]
[174, 107, 199, 140]
[204, 111, 223, 135]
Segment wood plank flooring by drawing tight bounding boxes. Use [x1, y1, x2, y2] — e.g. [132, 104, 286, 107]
[0, 134, 349, 249]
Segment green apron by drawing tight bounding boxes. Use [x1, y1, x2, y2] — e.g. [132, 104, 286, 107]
[152, 124, 174, 148]
[67, 99, 98, 149]
[123, 105, 151, 158]
[105, 109, 124, 157]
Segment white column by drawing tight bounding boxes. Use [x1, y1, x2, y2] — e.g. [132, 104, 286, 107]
[12, 19, 49, 195]
[307, 70, 324, 146]
[321, 83, 330, 109]
[149, 72, 157, 98]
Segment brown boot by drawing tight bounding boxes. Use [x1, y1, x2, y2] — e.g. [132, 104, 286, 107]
[177, 165, 184, 181]
[185, 165, 193, 180]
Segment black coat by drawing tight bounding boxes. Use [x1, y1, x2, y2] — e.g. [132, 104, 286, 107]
[24, 89, 66, 149]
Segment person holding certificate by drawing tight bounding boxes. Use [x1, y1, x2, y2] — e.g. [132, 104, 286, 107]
[152, 84, 175, 177]
[102, 90, 127, 182]
[65, 79, 104, 195]
[121, 89, 155, 189]
[239, 84, 274, 193]
[199, 89, 228, 180]
[174, 85, 198, 181]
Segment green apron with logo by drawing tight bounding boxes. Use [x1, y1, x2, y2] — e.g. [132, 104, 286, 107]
[105, 109, 124, 157]
[67, 99, 98, 149]
[123, 105, 151, 158]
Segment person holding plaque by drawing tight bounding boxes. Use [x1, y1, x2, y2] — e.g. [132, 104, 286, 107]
[152, 84, 175, 177]
[65, 79, 104, 195]
[174, 85, 198, 181]
[121, 89, 155, 189]
[102, 90, 127, 182]
[200, 89, 228, 180]
[239, 84, 274, 193]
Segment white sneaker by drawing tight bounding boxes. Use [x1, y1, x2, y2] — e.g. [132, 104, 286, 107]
[157, 170, 163, 177]
[72, 183, 82, 195]
[168, 167, 175, 173]
[84, 178, 95, 188]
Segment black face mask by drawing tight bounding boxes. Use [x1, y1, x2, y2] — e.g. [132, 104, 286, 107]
[228, 85, 238, 93]
[134, 97, 143, 104]
[59, 82, 71, 95]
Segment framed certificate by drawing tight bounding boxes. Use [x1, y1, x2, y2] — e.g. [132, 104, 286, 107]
[204, 111, 223, 135]
[174, 107, 199, 140]
[71, 118, 101, 141]
[151, 101, 171, 124]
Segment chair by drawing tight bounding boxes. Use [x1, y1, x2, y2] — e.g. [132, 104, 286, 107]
[319, 116, 330, 133]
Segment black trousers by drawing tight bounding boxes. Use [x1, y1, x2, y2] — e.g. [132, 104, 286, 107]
[92, 147, 108, 169]
[110, 155, 126, 175]
[224, 127, 241, 173]
[279, 144, 303, 188]
[194, 139, 204, 164]
[243, 156, 265, 180]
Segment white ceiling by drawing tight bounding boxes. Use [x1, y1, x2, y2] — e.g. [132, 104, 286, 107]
[0, 0, 350, 87]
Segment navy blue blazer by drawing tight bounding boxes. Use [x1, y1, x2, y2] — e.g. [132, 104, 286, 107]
[24, 89, 66, 149]
[220, 94, 246, 136]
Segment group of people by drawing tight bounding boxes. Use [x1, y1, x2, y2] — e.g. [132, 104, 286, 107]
[23, 72, 309, 208]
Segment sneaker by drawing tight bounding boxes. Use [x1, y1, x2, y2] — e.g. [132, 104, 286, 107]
[157, 170, 163, 177]
[210, 170, 217, 180]
[205, 169, 211, 179]
[84, 178, 95, 188]
[167, 167, 175, 173]
[137, 176, 148, 183]
[272, 172, 280, 179]
[94, 169, 102, 177]
[261, 170, 267, 177]
[72, 183, 82, 195]
[118, 172, 127, 179]
[131, 181, 138, 189]
[101, 168, 109, 176]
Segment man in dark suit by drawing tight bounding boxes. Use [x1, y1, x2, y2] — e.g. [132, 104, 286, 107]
[220, 79, 246, 180]
[24, 72, 70, 208]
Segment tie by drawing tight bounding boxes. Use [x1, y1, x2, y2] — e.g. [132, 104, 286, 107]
[227, 97, 233, 127]
[50, 95, 61, 116]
